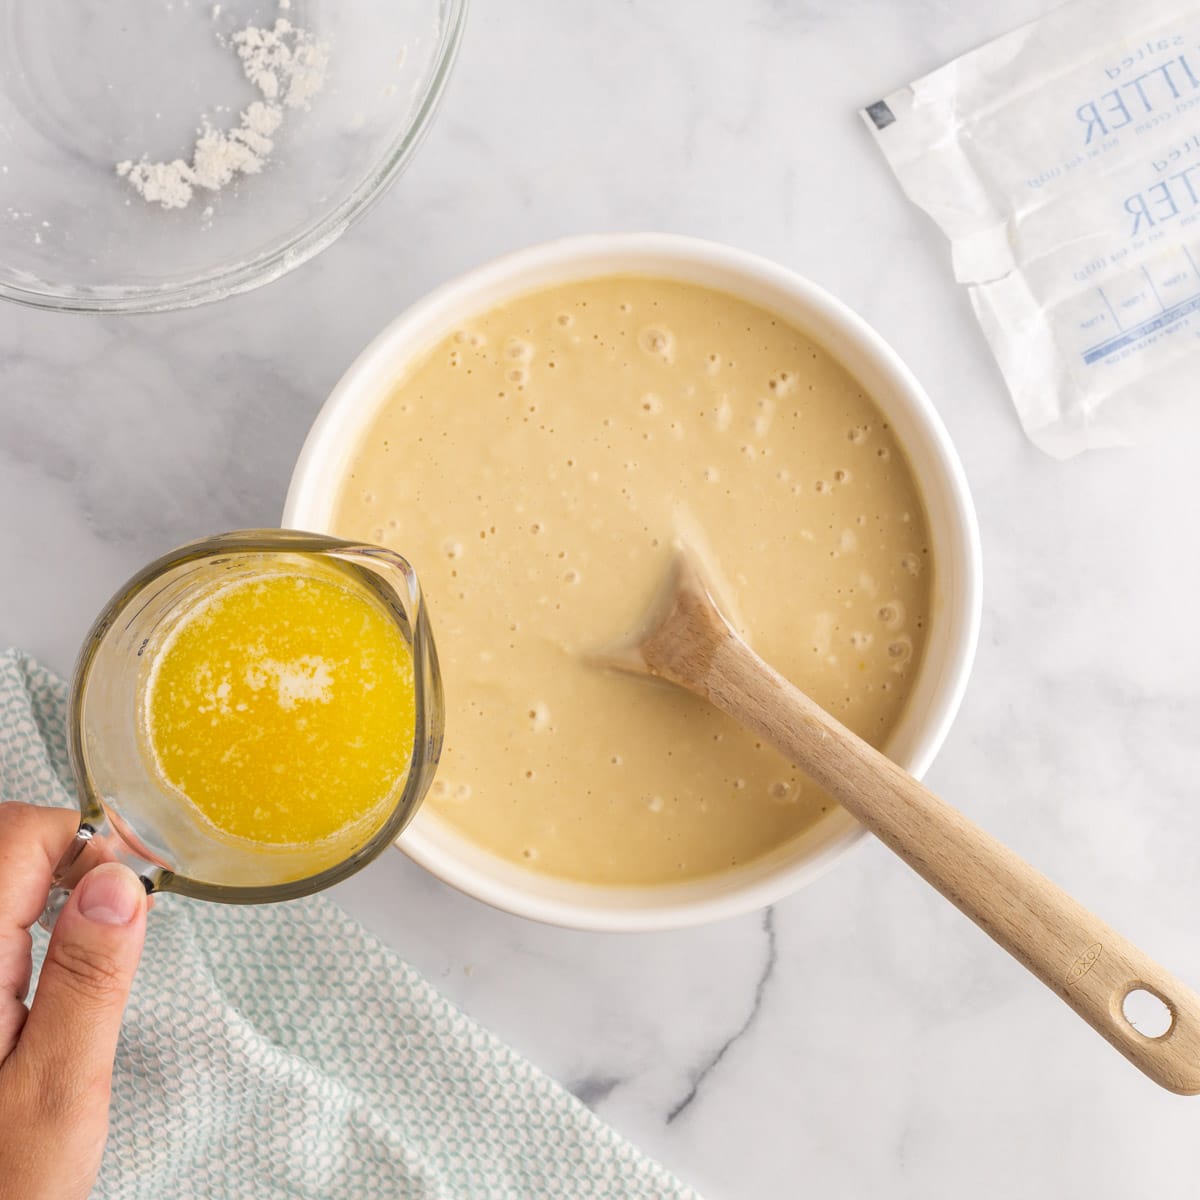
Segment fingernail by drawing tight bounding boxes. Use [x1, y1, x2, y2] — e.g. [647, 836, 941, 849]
[76, 864, 144, 926]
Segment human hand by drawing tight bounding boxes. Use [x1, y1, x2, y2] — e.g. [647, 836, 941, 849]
[0, 803, 148, 1200]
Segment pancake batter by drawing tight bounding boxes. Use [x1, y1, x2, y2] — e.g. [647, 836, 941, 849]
[332, 276, 933, 885]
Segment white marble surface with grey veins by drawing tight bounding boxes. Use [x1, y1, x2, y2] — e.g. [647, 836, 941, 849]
[4, 3, 1200, 1197]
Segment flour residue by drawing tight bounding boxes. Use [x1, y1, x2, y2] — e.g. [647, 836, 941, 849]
[116, 3, 328, 211]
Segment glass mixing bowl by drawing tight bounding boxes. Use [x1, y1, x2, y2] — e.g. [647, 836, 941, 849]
[0, 0, 466, 313]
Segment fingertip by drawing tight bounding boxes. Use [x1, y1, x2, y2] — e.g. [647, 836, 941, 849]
[74, 864, 147, 927]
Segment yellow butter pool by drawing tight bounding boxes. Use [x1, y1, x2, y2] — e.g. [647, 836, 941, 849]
[142, 563, 416, 848]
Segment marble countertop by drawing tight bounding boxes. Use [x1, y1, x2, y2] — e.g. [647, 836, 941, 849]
[4, 1, 1199, 1195]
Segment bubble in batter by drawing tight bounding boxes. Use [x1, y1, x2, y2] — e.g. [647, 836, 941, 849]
[888, 636, 913, 669]
[770, 780, 797, 804]
[639, 326, 675, 362]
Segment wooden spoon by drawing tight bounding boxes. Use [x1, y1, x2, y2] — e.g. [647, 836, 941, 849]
[601, 549, 1200, 1094]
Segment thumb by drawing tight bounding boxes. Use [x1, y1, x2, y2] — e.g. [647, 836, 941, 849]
[15, 863, 147, 1113]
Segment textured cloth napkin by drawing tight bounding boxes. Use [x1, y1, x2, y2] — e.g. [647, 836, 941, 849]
[0, 650, 699, 1200]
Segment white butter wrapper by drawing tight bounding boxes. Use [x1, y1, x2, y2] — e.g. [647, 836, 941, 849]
[863, 0, 1200, 457]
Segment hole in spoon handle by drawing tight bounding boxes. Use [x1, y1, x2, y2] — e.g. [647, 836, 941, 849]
[1121, 986, 1174, 1039]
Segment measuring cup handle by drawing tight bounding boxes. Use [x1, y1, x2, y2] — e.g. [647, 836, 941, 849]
[38, 821, 161, 931]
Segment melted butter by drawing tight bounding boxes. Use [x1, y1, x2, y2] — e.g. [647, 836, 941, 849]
[143, 565, 416, 847]
[333, 276, 933, 885]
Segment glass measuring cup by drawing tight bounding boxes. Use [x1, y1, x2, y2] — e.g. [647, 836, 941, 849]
[41, 530, 443, 927]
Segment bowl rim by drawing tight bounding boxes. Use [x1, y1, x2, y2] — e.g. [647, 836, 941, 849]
[284, 232, 983, 931]
[0, 0, 469, 316]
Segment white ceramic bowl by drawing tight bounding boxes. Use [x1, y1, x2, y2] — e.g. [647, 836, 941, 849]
[284, 233, 982, 931]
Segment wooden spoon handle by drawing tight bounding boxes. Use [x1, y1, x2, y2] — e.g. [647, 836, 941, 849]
[700, 632, 1200, 1094]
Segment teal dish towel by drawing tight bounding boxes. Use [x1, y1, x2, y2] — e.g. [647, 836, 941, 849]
[0, 651, 700, 1200]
